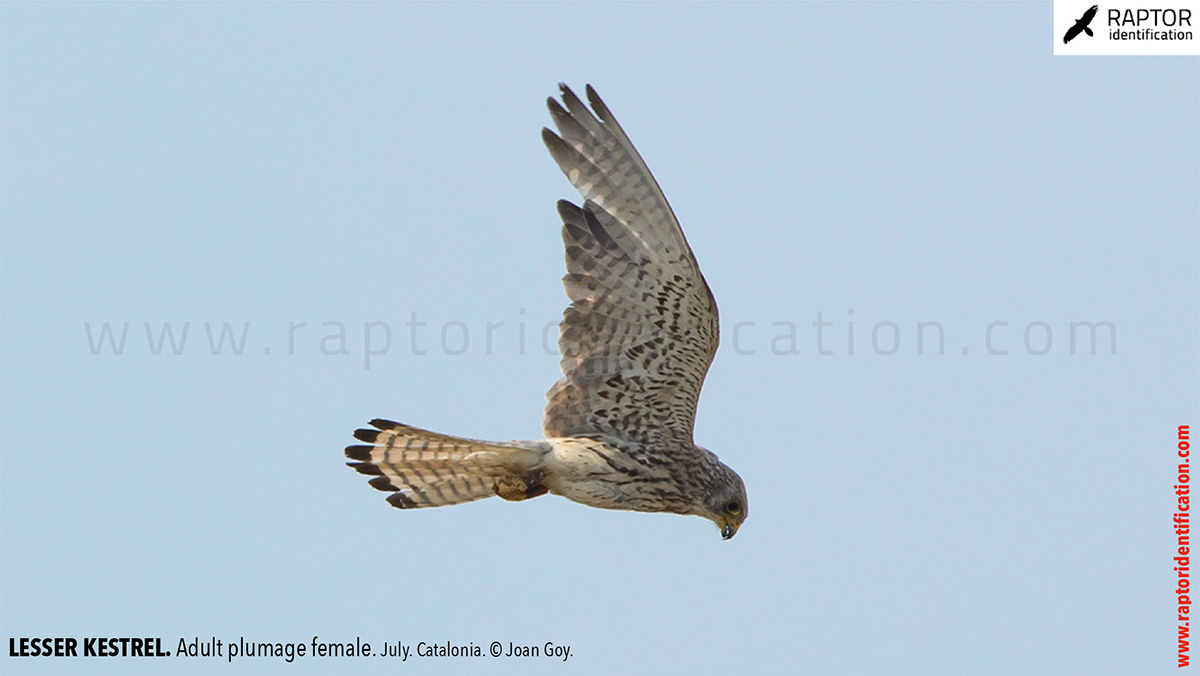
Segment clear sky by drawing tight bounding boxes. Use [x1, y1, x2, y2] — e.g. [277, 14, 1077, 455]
[2, 2, 1197, 675]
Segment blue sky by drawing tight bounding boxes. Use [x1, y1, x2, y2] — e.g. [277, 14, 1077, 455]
[2, 3, 1197, 675]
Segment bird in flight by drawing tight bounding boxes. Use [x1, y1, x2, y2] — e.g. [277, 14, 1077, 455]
[344, 84, 747, 539]
[1063, 5, 1099, 44]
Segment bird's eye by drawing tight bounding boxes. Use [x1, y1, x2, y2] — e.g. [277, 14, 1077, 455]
[726, 500, 741, 515]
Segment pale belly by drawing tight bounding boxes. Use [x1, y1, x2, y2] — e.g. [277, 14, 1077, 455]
[538, 437, 677, 512]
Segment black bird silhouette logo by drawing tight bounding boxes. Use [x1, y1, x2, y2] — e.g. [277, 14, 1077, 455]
[1064, 5, 1099, 43]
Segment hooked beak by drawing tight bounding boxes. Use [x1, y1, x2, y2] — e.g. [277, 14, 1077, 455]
[721, 523, 738, 540]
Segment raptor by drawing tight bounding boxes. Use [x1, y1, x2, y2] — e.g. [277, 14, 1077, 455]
[1063, 5, 1099, 44]
[345, 84, 747, 539]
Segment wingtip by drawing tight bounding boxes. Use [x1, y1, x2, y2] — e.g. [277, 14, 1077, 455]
[546, 96, 569, 121]
[585, 84, 609, 120]
[556, 82, 578, 108]
[556, 199, 583, 220]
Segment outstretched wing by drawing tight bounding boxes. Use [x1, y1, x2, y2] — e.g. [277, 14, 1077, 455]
[541, 84, 719, 451]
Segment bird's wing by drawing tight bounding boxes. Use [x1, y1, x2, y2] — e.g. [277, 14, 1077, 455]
[541, 84, 719, 451]
[1083, 5, 1098, 23]
[1064, 23, 1083, 43]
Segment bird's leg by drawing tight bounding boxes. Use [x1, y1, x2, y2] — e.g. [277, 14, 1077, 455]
[493, 469, 548, 501]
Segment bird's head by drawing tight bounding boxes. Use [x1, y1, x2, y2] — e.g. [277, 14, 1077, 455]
[697, 449, 748, 540]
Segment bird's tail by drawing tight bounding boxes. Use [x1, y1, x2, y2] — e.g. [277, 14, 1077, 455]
[344, 419, 546, 509]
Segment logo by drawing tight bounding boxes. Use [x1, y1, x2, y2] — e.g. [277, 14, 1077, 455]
[1064, 4, 1100, 42]
[1054, 0, 1198, 55]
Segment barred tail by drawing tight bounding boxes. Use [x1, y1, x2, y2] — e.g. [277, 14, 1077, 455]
[344, 419, 543, 509]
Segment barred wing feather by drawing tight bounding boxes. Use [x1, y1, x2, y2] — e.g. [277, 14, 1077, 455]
[541, 85, 719, 454]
